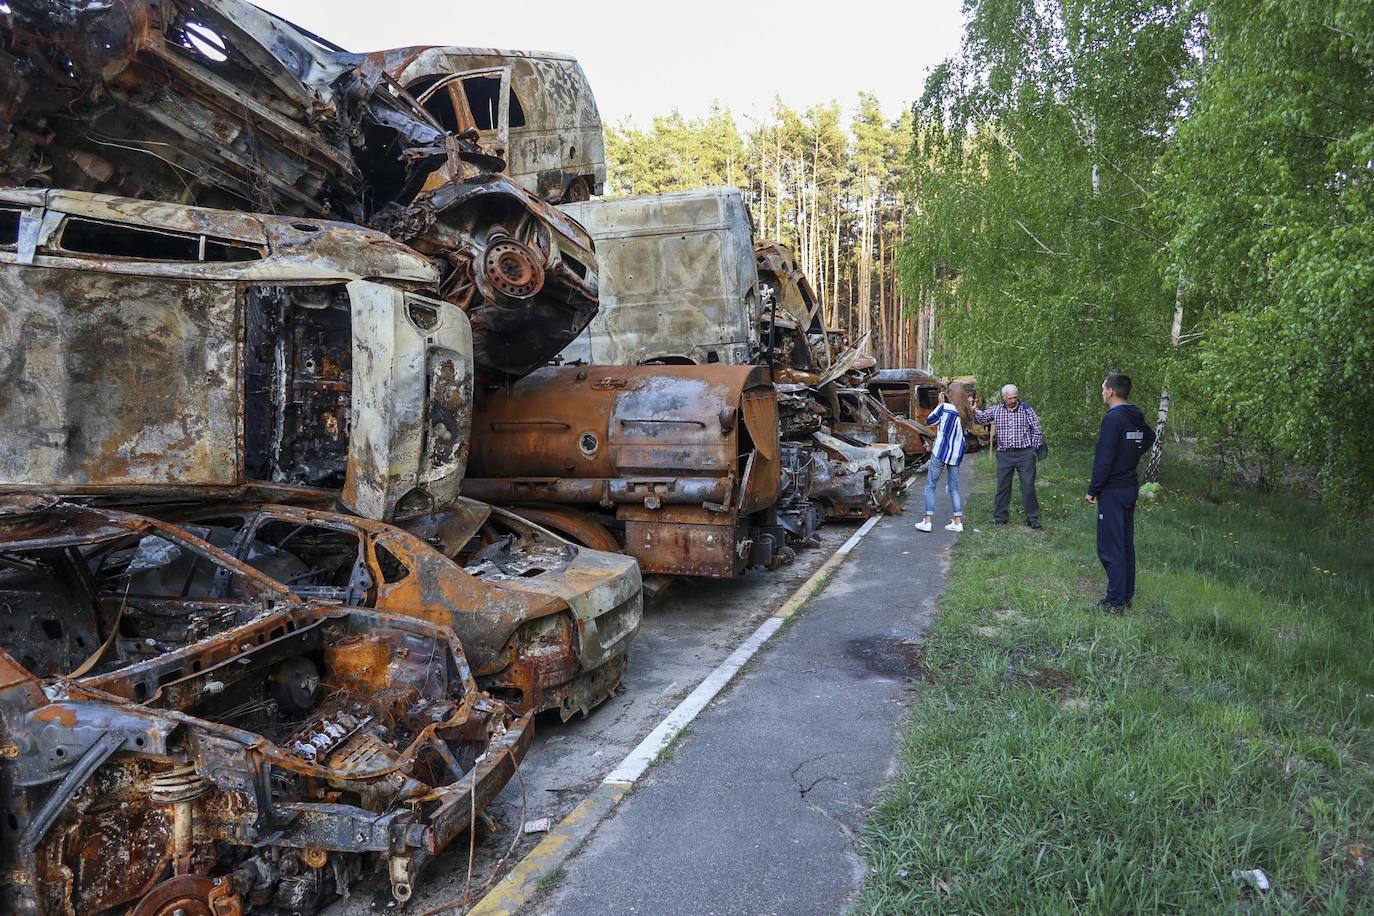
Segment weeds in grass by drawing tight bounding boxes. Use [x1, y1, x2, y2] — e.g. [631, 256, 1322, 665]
[859, 450, 1373, 913]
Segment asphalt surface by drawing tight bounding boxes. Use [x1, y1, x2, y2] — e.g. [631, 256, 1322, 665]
[535, 477, 962, 915]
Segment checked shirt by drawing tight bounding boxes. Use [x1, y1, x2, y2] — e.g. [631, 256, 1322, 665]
[973, 403, 1044, 451]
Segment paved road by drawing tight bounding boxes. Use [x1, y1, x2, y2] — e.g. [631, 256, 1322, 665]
[535, 478, 962, 915]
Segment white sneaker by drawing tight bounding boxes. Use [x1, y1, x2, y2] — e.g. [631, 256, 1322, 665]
[915, 519, 933, 532]
[945, 520, 964, 532]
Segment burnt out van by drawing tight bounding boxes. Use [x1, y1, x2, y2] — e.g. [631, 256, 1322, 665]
[381, 46, 607, 204]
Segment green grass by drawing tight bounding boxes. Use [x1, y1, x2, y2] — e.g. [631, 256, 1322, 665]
[860, 448, 1374, 914]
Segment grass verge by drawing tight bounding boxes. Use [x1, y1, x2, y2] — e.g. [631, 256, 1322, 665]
[860, 448, 1374, 913]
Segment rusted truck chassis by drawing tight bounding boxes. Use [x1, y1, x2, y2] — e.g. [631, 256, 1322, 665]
[464, 365, 788, 577]
[0, 497, 529, 915]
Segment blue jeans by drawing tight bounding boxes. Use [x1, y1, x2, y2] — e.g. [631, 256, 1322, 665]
[924, 459, 963, 517]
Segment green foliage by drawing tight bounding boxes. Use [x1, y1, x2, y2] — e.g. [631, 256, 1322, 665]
[604, 104, 747, 196]
[1157, 1, 1374, 516]
[902, 0, 1202, 442]
[904, 0, 1374, 514]
[860, 449, 1374, 912]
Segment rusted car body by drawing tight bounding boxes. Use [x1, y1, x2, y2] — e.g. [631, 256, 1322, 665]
[0, 497, 529, 914]
[0, 188, 472, 521]
[151, 500, 641, 720]
[558, 188, 760, 367]
[379, 46, 606, 204]
[867, 368, 943, 425]
[808, 433, 905, 519]
[464, 365, 786, 577]
[0, 0, 600, 382]
[830, 388, 932, 476]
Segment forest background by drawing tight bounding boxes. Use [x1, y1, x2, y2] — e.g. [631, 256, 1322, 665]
[604, 1, 1373, 517]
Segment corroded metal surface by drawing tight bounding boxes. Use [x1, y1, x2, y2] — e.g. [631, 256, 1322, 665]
[0, 190, 473, 521]
[558, 188, 759, 366]
[829, 388, 933, 475]
[0, 2, 602, 384]
[142, 500, 640, 721]
[465, 364, 782, 577]
[0, 499, 529, 915]
[808, 432, 905, 520]
[0, 0, 452, 221]
[377, 46, 607, 203]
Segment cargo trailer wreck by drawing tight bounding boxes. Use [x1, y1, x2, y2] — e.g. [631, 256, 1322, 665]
[0, 496, 531, 915]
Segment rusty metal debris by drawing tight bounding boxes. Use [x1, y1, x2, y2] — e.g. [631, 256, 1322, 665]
[559, 188, 759, 367]
[0, 0, 599, 383]
[464, 364, 788, 577]
[547, 191, 918, 532]
[145, 500, 641, 721]
[0, 496, 530, 915]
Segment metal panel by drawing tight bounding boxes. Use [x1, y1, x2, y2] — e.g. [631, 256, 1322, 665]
[558, 188, 760, 365]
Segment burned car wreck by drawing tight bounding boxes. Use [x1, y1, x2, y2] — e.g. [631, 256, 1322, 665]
[0, 0, 599, 382]
[0, 497, 530, 915]
[150, 500, 641, 721]
[0, 185, 643, 908]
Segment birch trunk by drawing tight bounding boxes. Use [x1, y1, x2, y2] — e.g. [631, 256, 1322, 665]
[1144, 274, 1186, 482]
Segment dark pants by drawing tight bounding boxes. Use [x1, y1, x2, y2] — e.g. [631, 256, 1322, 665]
[1096, 486, 1138, 605]
[993, 447, 1039, 524]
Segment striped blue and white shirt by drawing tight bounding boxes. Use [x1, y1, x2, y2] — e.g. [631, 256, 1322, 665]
[928, 402, 966, 466]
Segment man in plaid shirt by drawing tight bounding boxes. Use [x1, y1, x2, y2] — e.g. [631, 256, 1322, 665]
[973, 384, 1045, 528]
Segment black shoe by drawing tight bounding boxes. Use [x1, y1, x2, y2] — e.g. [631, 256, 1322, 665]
[1028, 521, 1043, 530]
[993, 519, 1009, 525]
[1093, 599, 1125, 614]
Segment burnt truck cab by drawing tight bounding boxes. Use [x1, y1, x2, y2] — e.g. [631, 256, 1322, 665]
[0, 496, 529, 914]
[558, 188, 761, 366]
[0, 188, 471, 521]
[380, 46, 607, 204]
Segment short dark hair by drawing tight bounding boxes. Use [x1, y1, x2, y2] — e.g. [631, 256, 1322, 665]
[1104, 373, 1132, 398]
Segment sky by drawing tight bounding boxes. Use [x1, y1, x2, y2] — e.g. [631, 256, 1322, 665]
[255, 0, 967, 128]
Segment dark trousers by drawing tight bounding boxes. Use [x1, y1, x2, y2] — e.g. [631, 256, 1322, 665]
[1096, 485, 1138, 605]
[993, 447, 1039, 524]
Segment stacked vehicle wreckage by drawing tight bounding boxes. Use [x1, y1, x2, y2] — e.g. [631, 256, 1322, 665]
[0, 2, 937, 912]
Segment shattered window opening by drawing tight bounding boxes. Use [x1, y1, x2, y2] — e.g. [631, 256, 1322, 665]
[58, 217, 263, 262]
[0, 206, 22, 246]
[248, 519, 371, 605]
[409, 76, 465, 133]
[460, 76, 526, 130]
[374, 541, 410, 584]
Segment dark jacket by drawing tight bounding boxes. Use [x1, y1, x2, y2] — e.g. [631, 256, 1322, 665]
[1088, 403, 1156, 495]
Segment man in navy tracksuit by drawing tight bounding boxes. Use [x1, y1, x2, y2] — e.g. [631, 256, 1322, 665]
[1086, 373, 1156, 611]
